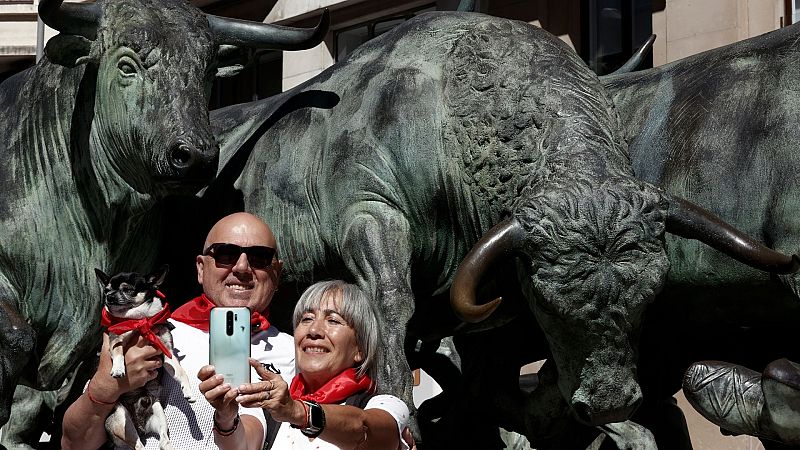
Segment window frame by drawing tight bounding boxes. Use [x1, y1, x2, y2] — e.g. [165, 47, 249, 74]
[332, 4, 436, 62]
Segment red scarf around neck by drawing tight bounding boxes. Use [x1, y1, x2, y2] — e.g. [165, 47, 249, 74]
[101, 303, 173, 358]
[171, 294, 270, 333]
[289, 368, 373, 404]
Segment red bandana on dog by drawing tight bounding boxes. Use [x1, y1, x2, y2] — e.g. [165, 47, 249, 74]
[101, 303, 173, 358]
[289, 368, 373, 404]
[171, 294, 270, 333]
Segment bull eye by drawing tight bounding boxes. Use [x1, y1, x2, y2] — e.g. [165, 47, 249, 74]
[616, 241, 639, 254]
[118, 59, 138, 77]
[536, 298, 558, 316]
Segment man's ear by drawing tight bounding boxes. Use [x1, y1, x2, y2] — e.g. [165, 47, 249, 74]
[44, 34, 93, 68]
[196, 255, 205, 285]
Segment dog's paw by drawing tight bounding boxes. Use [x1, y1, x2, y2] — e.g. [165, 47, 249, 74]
[183, 389, 196, 403]
[110, 367, 126, 378]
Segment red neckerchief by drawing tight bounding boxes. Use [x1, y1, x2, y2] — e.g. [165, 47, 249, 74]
[171, 294, 270, 334]
[289, 368, 373, 404]
[101, 302, 173, 358]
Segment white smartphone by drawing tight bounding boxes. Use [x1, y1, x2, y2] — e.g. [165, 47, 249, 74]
[209, 307, 251, 387]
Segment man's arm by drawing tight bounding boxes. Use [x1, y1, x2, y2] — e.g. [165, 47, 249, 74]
[198, 365, 265, 450]
[61, 334, 165, 450]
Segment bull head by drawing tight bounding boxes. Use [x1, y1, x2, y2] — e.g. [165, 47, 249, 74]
[451, 178, 799, 426]
[37, 0, 328, 195]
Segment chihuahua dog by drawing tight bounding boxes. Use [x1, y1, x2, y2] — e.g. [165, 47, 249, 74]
[95, 265, 194, 450]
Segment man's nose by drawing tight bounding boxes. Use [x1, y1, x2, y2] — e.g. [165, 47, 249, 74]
[232, 252, 250, 271]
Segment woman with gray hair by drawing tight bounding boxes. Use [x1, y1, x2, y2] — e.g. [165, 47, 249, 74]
[236, 280, 413, 449]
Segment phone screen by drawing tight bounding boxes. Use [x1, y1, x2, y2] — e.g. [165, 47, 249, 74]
[209, 307, 251, 386]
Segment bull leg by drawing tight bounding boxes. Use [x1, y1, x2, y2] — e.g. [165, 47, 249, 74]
[0, 299, 36, 429]
[339, 205, 416, 424]
[0, 385, 51, 450]
[1, 352, 95, 449]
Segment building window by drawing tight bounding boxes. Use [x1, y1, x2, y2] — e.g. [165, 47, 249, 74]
[793, 0, 800, 25]
[582, 0, 652, 75]
[334, 5, 435, 62]
[209, 51, 282, 110]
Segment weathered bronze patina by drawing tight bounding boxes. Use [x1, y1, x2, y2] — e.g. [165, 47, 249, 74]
[606, 21, 800, 449]
[206, 10, 797, 446]
[0, 0, 326, 446]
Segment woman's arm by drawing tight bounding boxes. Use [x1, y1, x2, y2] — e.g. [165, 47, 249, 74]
[236, 360, 407, 450]
[61, 334, 164, 450]
[312, 403, 401, 450]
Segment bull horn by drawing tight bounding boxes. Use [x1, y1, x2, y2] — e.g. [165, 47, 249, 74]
[208, 9, 330, 50]
[606, 34, 656, 76]
[38, 0, 100, 39]
[457, 0, 478, 12]
[665, 195, 800, 274]
[450, 217, 526, 323]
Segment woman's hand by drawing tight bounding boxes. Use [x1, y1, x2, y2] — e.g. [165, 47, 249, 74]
[197, 364, 240, 425]
[89, 333, 163, 403]
[235, 358, 306, 426]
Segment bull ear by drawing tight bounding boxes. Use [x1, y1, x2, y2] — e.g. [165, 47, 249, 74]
[214, 45, 252, 78]
[44, 34, 92, 68]
[94, 268, 110, 286]
[147, 265, 169, 287]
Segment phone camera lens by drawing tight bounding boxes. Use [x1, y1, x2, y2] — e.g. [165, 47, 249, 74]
[226, 311, 234, 336]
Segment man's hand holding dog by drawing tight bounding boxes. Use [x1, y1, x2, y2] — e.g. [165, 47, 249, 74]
[90, 333, 164, 403]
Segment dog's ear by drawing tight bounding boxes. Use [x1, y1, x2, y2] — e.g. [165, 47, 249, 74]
[147, 264, 169, 287]
[95, 268, 111, 286]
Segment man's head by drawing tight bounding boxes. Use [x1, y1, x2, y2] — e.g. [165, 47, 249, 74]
[196, 212, 282, 313]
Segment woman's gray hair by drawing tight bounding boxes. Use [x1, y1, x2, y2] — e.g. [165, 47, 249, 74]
[292, 280, 380, 381]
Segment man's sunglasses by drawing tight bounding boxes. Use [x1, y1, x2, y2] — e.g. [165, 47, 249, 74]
[203, 243, 276, 270]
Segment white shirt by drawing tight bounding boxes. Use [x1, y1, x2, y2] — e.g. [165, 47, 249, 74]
[269, 394, 411, 450]
[130, 319, 295, 450]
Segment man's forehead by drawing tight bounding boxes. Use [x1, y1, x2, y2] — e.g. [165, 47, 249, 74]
[205, 222, 274, 247]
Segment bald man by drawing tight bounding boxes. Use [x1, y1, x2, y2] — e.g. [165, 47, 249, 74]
[62, 213, 295, 450]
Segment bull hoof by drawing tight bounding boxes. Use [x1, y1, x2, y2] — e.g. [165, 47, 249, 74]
[110, 368, 126, 379]
[761, 358, 800, 445]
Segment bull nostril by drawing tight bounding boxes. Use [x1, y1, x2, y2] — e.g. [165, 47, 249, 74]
[169, 141, 196, 170]
[629, 395, 642, 414]
[572, 400, 592, 424]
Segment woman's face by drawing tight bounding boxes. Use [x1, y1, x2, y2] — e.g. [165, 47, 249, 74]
[294, 292, 364, 389]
